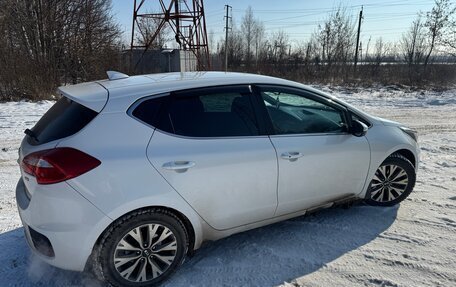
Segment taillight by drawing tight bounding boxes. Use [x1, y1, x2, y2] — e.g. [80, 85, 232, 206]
[21, 148, 101, 184]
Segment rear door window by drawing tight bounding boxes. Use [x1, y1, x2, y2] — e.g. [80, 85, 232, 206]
[28, 97, 98, 145]
[132, 86, 262, 137]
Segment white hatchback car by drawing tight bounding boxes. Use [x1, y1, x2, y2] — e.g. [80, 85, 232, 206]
[16, 72, 419, 286]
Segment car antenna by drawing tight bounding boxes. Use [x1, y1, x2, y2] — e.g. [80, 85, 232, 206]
[106, 71, 129, 81]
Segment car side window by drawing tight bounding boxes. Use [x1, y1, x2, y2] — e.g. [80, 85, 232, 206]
[261, 89, 346, 135]
[132, 88, 261, 137]
[131, 96, 166, 126]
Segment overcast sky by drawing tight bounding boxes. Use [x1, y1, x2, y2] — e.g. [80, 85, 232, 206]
[112, 0, 437, 49]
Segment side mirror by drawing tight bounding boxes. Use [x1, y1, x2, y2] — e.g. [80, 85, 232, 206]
[351, 120, 368, 137]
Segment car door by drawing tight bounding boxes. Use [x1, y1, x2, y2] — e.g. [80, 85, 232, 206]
[255, 85, 371, 216]
[145, 85, 278, 230]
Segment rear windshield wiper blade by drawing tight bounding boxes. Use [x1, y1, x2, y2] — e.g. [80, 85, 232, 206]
[24, 128, 39, 142]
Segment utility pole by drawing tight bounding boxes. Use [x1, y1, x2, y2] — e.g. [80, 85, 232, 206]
[354, 6, 363, 72]
[224, 5, 232, 72]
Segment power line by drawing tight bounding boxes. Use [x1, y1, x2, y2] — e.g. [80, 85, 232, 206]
[262, 13, 417, 27]
[207, 0, 433, 45]
[231, 0, 433, 13]
[205, 11, 225, 17]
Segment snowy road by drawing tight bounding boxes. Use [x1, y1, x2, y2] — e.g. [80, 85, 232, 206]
[0, 87, 455, 286]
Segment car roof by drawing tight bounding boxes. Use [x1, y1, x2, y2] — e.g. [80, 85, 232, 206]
[96, 71, 301, 93]
[57, 71, 375, 122]
[59, 72, 301, 112]
[92, 72, 314, 112]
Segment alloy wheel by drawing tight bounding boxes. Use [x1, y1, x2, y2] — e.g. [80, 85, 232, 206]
[370, 164, 409, 203]
[113, 223, 178, 283]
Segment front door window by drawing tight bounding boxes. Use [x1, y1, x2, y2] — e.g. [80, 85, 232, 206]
[261, 90, 346, 134]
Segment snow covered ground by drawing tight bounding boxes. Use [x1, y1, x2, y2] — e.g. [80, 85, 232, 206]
[0, 86, 455, 286]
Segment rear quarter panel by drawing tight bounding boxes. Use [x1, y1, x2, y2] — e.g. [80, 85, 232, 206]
[57, 111, 206, 249]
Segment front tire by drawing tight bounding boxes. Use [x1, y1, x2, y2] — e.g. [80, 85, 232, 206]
[365, 154, 416, 206]
[96, 209, 188, 287]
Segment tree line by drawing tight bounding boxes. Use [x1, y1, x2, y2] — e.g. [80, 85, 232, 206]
[0, 0, 455, 101]
[0, 0, 121, 101]
[215, 0, 456, 88]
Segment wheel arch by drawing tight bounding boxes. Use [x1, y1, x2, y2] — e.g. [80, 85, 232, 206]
[359, 144, 418, 199]
[391, 148, 416, 168]
[364, 148, 417, 206]
[95, 205, 195, 252]
[87, 205, 199, 274]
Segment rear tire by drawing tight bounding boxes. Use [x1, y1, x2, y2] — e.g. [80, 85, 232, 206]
[365, 154, 416, 207]
[96, 208, 188, 287]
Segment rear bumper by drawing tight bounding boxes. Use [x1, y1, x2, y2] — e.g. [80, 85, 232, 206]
[16, 178, 112, 271]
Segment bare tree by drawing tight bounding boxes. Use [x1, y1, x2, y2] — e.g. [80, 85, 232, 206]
[136, 15, 172, 49]
[253, 21, 265, 69]
[442, 25, 456, 56]
[369, 37, 392, 77]
[0, 0, 121, 100]
[313, 5, 355, 78]
[423, 0, 456, 67]
[270, 30, 290, 62]
[401, 16, 427, 66]
[241, 6, 254, 68]
[374, 38, 387, 65]
[208, 29, 215, 54]
[365, 36, 372, 62]
[441, 1, 456, 56]
[229, 29, 245, 68]
[241, 6, 263, 69]
[76, 0, 122, 81]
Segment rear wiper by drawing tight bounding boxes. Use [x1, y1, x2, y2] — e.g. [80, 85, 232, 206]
[24, 128, 39, 142]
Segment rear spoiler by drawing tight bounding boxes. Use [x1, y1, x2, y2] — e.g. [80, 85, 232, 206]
[58, 82, 108, 113]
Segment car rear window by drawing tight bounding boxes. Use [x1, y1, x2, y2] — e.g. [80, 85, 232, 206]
[28, 97, 98, 145]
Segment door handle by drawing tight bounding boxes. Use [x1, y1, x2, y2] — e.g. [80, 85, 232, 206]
[162, 161, 196, 172]
[281, 152, 304, 161]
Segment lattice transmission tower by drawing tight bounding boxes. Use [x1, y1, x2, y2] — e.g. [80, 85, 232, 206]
[130, 0, 210, 71]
